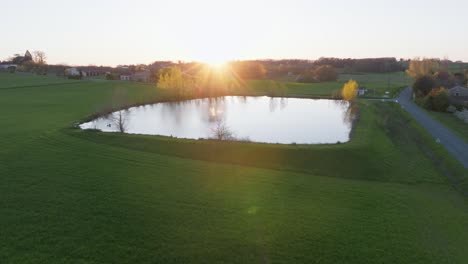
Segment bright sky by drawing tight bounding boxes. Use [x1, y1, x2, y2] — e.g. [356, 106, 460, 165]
[2, 0, 467, 66]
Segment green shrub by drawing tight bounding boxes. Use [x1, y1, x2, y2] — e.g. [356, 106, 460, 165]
[422, 87, 450, 112]
[105, 73, 118, 80]
[68, 75, 82, 80]
[313, 65, 338, 82]
[7, 66, 16, 74]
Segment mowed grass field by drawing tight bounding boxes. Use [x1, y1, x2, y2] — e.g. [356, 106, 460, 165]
[0, 72, 80, 89]
[1, 73, 468, 263]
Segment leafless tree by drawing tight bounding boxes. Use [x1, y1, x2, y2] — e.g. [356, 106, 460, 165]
[210, 121, 234, 140]
[33, 51, 47, 65]
[112, 110, 128, 133]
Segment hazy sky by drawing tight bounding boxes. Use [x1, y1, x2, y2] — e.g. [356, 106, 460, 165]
[2, 0, 467, 66]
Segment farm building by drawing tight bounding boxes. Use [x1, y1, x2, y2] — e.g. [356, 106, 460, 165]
[132, 70, 150, 82]
[0, 64, 17, 72]
[120, 75, 131, 81]
[357, 87, 368, 96]
[448, 85, 468, 106]
[66, 68, 80, 76]
[448, 86, 468, 97]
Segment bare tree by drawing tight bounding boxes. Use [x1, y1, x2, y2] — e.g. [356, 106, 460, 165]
[210, 121, 234, 140]
[112, 110, 128, 133]
[33, 51, 47, 65]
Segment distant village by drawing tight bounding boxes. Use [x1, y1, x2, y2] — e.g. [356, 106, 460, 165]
[0, 50, 174, 83]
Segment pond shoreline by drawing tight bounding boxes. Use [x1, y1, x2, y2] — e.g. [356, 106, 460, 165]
[79, 95, 354, 145]
[76, 93, 346, 125]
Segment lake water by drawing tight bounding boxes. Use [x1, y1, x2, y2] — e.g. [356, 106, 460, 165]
[80, 96, 353, 144]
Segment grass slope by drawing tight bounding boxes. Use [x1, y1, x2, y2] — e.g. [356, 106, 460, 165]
[0, 73, 467, 263]
[426, 110, 468, 143]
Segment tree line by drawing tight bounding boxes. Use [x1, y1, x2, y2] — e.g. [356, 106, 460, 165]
[408, 58, 467, 112]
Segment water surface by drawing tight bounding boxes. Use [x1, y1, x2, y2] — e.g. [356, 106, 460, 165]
[80, 96, 353, 144]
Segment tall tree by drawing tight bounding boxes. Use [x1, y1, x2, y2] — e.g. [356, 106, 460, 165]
[313, 65, 337, 82]
[33, 51, 47, 65]
[406, 58, 438, 79]
[157, 66, 194, 97]
[412, 75, 436, 98]
[341, 80, 359, 101]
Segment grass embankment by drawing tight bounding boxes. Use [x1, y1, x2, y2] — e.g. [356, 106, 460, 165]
[425, 110, 468, 143]
[0, 73, 467, 263]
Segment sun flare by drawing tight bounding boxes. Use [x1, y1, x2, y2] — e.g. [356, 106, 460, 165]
[204, 59, 228, 69]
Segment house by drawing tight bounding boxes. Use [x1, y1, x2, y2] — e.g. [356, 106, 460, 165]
[131, 70, 150, 82]
[357, 87, 368, 96]
[24, 50, 33, 61]
[0, 64, 17, 72]
[11, 50, 33, 65]
[448, 85, 468, 97]
[66, 67, 81, 76]
[80, 66, 112, 77]
[448, 85, 468, 106]
[120, 75, 131, 81]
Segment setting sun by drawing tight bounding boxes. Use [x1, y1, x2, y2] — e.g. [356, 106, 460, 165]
[205, 60, 227, 69]
[199, 54, 230, 69]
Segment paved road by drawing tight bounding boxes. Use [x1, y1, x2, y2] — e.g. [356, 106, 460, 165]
[395, 87, 468, 168]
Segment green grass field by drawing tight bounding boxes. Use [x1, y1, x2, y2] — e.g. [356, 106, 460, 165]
[1, 73, 467, 263]
[448, 62, 468, 73]
[339, 71, 410, 97]
[252, 72, 410, 98]
[0, 72, 80, 89]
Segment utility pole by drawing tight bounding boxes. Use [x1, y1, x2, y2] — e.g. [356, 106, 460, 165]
[387, 75, 390, 90]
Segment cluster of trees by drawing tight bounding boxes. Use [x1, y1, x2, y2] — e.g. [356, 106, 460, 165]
[296, 65, 338, 83]
[157, 65, 243, 98]
[315, 57, 404, 73]
[408, 58, 465, 112]
[229, 61, 267, 79]
[231, 58, 403, 80]
[421, 87, 450, 112]
[157, 67, 196, 97]
[6, 51, 48, 75]
[222, 58, 404, 80]
[258, 60, 315, 78]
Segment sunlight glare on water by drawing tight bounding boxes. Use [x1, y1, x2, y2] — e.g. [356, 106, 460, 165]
[80, 96, 353, 144]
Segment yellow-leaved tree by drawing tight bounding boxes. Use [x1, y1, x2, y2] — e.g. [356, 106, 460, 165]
[157, 66, 194, 97]
[341, 79, 358, 101]
[406, 58, 439, 79]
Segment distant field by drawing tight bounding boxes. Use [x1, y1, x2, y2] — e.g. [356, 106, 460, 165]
[249, 72, 410, 98]
[1, 73, 467, 263]
[448, 62, 468, 73]
[339, 71, 410, 97]
[0, 72, 79, 89]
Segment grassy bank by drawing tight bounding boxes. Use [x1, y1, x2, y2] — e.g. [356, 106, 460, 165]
[0, 73, 467, 263]
[426, 110, 468, 143]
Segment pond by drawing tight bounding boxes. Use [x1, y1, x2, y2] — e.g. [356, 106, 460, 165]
[80, 96, 354, 144]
